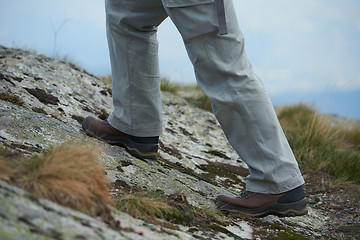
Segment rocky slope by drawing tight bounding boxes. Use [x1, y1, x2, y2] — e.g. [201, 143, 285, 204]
[0, 45, 357, 239]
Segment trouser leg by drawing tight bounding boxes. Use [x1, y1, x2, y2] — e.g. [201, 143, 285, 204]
[162, 0, 304, 194]
[105, 0, 167, 137]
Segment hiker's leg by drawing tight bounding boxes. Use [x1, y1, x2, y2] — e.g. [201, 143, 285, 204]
[162, 0, 304, 194]
[105, 0, 167, 137]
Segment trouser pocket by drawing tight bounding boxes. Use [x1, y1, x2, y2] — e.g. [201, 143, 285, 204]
[163, 0, 227, 35]
[163, 0, 214, 7]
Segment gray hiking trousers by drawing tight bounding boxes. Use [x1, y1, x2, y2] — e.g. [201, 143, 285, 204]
[105, 0, 305, 194]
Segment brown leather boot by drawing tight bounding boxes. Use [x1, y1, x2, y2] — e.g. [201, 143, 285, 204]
[82, 116, 159, 159]
[215, 186, 308, 218]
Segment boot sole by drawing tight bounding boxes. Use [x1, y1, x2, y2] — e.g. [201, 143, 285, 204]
[81, 122, 158, 160]
[215, 197, 308, 218]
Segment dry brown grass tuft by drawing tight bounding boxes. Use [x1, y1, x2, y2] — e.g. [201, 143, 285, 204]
[2, 143, 111, 215]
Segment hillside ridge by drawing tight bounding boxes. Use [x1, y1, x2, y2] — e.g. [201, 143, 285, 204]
[1, 45, 359, 239]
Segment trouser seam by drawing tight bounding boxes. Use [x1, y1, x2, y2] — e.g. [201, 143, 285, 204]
[127, 32, 134, 134]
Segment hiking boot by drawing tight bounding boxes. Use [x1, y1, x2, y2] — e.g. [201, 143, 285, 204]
[215, 186, 308, 218]
[82, 116, 159, 159]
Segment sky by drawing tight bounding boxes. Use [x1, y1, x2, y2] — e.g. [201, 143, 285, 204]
[0, 0, 359, 120]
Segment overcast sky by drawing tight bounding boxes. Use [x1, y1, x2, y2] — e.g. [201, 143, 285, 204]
[0, 0, 359, 119]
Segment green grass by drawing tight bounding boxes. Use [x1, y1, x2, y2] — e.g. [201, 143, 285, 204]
[116, 193, 174, 221]
[342, 126, 360, 150]
[160, 77, 181, 94]
[265, 224, 310, 240]
[184, 91, 212, 111]
[162, 77, 213, 110]
[278, 104, 360, 185]
[99, 75, 113, 85]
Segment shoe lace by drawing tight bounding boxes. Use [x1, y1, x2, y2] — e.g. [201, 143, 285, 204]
[239, 191, 250, 198]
